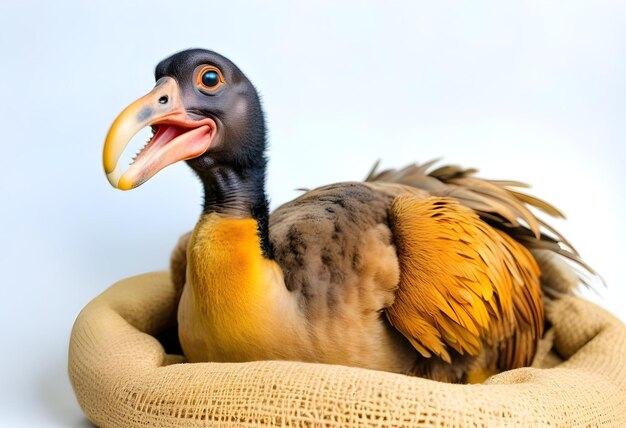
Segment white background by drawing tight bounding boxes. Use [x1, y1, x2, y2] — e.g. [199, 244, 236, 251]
[1, 1, 624, 426]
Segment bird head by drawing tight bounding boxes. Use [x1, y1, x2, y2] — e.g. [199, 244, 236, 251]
[103, 48, 265, 190]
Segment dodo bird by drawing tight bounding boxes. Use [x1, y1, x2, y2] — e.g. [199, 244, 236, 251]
[103, 49, 591, 383]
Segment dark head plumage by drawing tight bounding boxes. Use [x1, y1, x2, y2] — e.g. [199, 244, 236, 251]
[154, 49, 267, 175]
[103, 48, 273, 256]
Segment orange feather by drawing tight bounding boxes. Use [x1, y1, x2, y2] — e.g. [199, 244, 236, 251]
[385, 195, 543, 371]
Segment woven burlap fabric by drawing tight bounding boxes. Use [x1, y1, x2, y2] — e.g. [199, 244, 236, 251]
[68, 272, 626, 427]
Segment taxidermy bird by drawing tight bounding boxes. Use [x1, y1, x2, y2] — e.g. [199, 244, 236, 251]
[103, 49, 592, 383]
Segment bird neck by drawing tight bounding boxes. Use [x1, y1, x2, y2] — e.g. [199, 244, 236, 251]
[199, 162, 273, 259]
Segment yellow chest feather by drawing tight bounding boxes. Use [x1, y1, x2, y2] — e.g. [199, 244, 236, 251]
[177, 213, 302, 362]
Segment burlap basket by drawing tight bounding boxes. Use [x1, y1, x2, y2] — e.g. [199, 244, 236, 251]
[69, 271, 626, 427]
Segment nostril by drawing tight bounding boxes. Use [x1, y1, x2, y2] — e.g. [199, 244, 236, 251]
[158, 95, 169, 104]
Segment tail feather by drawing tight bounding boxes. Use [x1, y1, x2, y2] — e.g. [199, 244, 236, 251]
[366, 160, 599, 290]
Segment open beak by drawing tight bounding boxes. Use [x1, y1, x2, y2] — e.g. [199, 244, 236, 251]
[103, 76, 216, 190]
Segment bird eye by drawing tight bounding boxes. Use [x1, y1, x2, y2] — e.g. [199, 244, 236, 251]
[197, 66, 224, 91]
[202, 71, 219, 87]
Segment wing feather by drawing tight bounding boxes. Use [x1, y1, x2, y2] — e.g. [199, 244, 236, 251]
[366, 160, 593, 282]
[386, 195, 544, 371]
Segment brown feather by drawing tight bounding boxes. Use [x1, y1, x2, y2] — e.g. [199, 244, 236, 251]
[366, 160, 593, 280]
[173, 160, 594, 384]
[385, 196, 543, 376]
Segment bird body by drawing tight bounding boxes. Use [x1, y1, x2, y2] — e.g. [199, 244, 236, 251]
[174, 178, 546, 382]
[103, 49, 590, 383]
[178, 184, 416, 373]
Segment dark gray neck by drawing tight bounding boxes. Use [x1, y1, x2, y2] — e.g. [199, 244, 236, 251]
[200, 163, 273, 258]
[194, 88, 272, 257]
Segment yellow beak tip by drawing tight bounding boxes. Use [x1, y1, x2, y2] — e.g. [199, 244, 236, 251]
[117, 183, 133, 190]
[117, 177, 134, 191]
